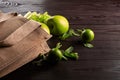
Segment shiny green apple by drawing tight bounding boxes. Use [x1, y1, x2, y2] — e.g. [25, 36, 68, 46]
[41, 23, 50, 34]
[81, 29, 95, 43]
[46, 15, 69, 35]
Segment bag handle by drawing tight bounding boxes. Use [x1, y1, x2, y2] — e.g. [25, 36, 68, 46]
[1, 20, 41, 46]
[0, 12, 18, 22]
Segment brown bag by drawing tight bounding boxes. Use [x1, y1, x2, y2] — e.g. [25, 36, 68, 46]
[0, 12, 18, 22]
[0, 12, 52, 78]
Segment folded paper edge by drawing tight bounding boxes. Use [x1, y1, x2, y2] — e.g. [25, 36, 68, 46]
[2, 20, 41, 46]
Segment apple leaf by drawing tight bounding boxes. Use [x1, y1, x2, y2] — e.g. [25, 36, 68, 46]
[62, 46, 79, 60]
[55, 42, 62, 49]
[59, 29, 80, 40]
[83, 43, 94, 48]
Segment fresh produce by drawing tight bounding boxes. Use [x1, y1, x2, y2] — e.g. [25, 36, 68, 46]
[24, 12, 51, 34]
[24, 11, 51, 23]
[46, 43, 63, 64]
[46, 15, 69, 35]
[24, 12, 95, 46]
[24, 12, 69, 36]
[59, 28, 95, 48]
[78, 28, 94, 48]
[41, 23, 50, 34]
[59, 28, 79, 40]
[62, 46, 79, 60]
[46, 43, 78, 64]
[33, 43, 78, 65]
[80, 29, 94, 43]
[23, 11, 95, 65]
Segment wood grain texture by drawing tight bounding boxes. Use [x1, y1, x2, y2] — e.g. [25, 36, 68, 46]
[1, 0, 120, 80]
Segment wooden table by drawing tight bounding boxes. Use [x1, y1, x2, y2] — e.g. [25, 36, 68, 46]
[1, 0, 120, 80]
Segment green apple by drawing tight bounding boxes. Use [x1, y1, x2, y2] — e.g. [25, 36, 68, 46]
[41, 23, 50, 34]
[46, 48, 63, 64]
[81, 29, 95, 43]
[46, 15, 69, 35]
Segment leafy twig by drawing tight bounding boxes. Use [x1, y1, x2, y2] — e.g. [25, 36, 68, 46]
[59, 28, 79, 40]
[62, 46, 79, 60]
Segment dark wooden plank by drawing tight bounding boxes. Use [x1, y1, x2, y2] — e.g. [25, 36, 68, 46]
[1, 0, 120, 24]
[2, 60, 120, 80]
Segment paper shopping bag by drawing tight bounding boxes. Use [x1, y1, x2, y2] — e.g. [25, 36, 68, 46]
[0, 12, 52, 78]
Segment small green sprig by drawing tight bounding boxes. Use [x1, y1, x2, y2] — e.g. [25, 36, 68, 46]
[33, 42, 79, 66]
[62, 46, 79, 60]
[83, 43, 94, 48]
[59, 28, 79, 40]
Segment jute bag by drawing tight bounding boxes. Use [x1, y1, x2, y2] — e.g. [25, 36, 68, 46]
[0, 12, 51, 78]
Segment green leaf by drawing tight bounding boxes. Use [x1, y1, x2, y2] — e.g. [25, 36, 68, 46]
[62, 46, 79, 60]
[70, 29, 80, 36]
[63, 52, 79, 60]
[69, 52, 79, 60]
[59, 32, 71, 40]
[55, 42, 62, 49]
[84, 43, 94, 48]
[38, 12, 52, 23]
[65, 46, 74, 53]
[59, 29, 80, 40]
[62, 55, 68, 60]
